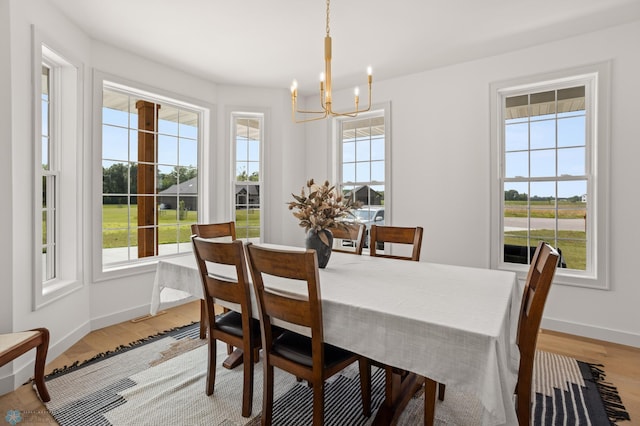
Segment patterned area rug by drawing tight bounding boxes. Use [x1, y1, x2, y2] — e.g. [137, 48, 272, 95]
[42, 323, 629, 425]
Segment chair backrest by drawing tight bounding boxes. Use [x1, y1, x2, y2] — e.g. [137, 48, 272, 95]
[245, 244, 324, 356]
[191, 237, 252, 328]
[369, 225, 423, 261]
[191, 222, 236, 241]
[331, 223, 366, 255]
[515, 241, 559, 424]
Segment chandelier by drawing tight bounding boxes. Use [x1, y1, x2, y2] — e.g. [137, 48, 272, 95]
[290, 0, 373, 123]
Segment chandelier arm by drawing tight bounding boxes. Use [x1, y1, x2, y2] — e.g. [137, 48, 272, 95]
[293, 111, 330, 124]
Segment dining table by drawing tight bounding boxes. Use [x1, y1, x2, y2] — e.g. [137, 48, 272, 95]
[150, 243, 521, 425]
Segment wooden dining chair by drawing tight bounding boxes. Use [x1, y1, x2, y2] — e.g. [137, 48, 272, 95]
[191, 222, 236, 340]
[331, 223, 366, 255]
[369, 225, 423, 261]
[0, 328, 51, 402]
[423, 241, 559, 426]
[191, 237, 261, 417]
[245, 243, 371, 425]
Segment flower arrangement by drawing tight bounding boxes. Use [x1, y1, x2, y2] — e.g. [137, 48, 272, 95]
[288, 179, 362, 237]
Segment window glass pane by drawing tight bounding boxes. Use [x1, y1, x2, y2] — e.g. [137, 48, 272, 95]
[103, 90, 130, 127]
[505, 151, 528, 178]
[530, 181, 556, 202]
[248, 140, 260, 162]
[371, 160, 384, 182]
[371, 137, 384, 161]
[505, 122, 528, 152]
[102, 161, 129, 194]
[343, 141, 355, 163]
[530, 149, 556, 177]
[103, 125, 130, 162]
[179, 139, 197, 168]
[158, 134, 178, 165]
[179, 110, 198, 139]
[236, 138, 248, 162]
[356, 161, 370, 182]
[558, 116, 585, 147]
[343, 163, 355, 183]
[158, 105, 179, 136]
[530, 90, 555, 120]
[41, 101, 49, 137]
[41, 137, 49, 170]
[558, 147, 585, 176]
[530, 120, 555, 150]
[355, 140, 370, 162]
[129, 130, 138, 161]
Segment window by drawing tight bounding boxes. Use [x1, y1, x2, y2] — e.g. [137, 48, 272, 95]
[101, 82, 202, 268]
[33, 38, 83, 308]
[336, 108, 389, 249]
[232, 113, 263, 242]
[491, 64, 610, 289]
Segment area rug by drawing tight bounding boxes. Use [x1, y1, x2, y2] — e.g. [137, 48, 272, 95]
[42, 323, 629, 425]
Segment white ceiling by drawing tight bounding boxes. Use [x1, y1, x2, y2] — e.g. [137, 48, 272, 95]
[49, 0, 640, 94]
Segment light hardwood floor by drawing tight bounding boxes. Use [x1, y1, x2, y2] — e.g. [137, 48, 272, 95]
[1, 300, 638, 424]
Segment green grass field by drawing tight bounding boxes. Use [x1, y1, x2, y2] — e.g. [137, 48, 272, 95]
[101, 204, 260, 248]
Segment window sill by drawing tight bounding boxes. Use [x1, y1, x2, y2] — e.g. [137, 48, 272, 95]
[498, 263, 609, 290]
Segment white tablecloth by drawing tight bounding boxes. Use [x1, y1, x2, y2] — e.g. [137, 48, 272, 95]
[150, 246, 520, 425]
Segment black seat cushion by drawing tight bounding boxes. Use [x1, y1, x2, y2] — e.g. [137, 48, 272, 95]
[271, 331, 355, 368]
[214, 311, 261, 342]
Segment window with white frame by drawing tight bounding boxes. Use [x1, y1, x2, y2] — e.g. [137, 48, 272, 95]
[491, 64, 610, 288]
[336, 109, 388, 249]
[101, 82, 202, 268]
[232, 113, 263, 242]
[34, 39, 83, 308]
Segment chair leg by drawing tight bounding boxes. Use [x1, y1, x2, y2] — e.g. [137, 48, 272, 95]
[262, 363, 274, 426]
[34, 329, 50, 403]
[241, 344, 255, 417]
[206, 337, 217, 396]
[424, 377, 437, 426]
[358, 358, 372, 417]
[312, 380, 325, 426]
[438, 382, 446, 401]
[516, 381, 532, 426]
[199, 300, 207, 339]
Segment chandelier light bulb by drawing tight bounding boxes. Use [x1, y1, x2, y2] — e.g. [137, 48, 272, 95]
[367, 66, 372, 76]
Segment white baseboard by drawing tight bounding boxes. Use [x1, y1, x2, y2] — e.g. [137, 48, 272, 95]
[90, 297, 198, 331]
[542, 317, 640, 348]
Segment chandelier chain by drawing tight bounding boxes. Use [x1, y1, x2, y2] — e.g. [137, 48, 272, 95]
[326, 0, 330, 36]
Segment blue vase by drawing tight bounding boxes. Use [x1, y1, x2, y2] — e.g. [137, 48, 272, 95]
[305, 229, 333, 268]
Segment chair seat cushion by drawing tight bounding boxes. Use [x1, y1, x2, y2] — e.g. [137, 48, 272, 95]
[215, 311, 261, 342]
[0, 331, 40, 354]
[272, 331, 355, 369]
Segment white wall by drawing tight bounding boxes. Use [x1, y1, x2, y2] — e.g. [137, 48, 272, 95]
[304, 20, 640, 347]
[0, 0, 16, 393]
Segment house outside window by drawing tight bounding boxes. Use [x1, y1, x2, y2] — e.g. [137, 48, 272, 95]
[232, 113, 263, 242]
[490, 64, 610, 289]
[101, 83, 202, 268]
